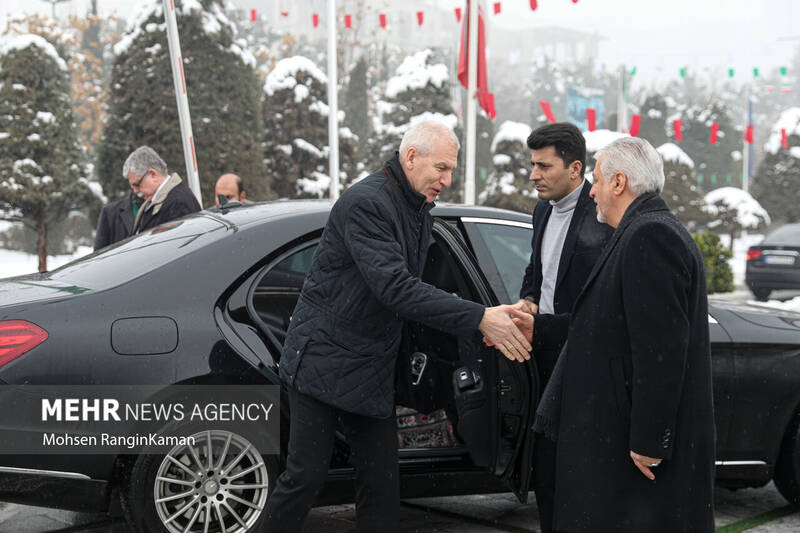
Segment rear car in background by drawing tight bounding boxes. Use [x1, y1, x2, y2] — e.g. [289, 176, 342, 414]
[745, 223, 800, 301]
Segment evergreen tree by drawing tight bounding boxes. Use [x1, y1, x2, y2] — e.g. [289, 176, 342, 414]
[343, 55, 371, 157]
[98, 0, 269, 206]
[480, 121, 534, 213]
[262, 56, 358, 199]
[637, 93, 670, 148]
[371, 49, 461, 201]
[704, 187, 769, 253]
[751, 108, 800, 224]
[656, 143, 710, 231]
[0, 34, 96, 271]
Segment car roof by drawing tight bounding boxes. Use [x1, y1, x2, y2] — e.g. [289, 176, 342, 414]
[207, 199, 531, 226]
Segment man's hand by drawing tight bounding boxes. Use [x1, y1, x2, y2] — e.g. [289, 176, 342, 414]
[630, 450, 662, 481]
[478, 305, 532, 363]
[515, 298, 539, 315]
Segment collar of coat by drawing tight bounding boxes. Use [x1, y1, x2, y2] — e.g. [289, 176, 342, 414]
[386, 152, 432, 213]
[144, 173, 183, 216]
[615, 191, 670, 232]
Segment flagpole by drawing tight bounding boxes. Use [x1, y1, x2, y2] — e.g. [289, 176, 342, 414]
[328, 0, 340, 200]
[617, 65, 628, 132]
[162, 0, 201, 205]
[464, 0, 478, 205]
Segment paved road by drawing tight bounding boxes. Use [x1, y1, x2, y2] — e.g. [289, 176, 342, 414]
[1, 483, 798, 532]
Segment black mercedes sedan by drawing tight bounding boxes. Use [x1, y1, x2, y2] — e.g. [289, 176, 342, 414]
[745, 223, 800, 300]
[0, 200, 799, 533]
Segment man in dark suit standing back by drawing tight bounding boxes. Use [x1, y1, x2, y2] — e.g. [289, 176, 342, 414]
[93, 189, 142, 250]
[515, 123, 612, 533]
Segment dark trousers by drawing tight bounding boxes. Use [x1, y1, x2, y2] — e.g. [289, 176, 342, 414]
[533, 433, 558, 533]
[261, 387, 399, 533]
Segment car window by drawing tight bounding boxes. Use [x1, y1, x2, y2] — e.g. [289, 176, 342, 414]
[473, 222, 532, 301]
[762, 224, 800, 246]
[47, 215, 229, 291]
[257, 244, 318, 290]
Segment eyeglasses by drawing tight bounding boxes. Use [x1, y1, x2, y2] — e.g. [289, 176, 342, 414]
[129, 170, 150, 189]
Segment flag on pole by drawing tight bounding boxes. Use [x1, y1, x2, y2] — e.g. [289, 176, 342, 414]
[782, 128, 789, 148]
[344, 14, 352, 28]
[494, 2, 501, 14]
[709, 122, 719, 145]
[745, 125, 754, 144]
[586, 108, 597, 131]
[530, 0, 538, 10]
[457, 0, 496, 119]
[281, 11, 288, 17]
[673, 119, 683, 141]
[629, 114, 642, 137]
[250, 9, 257, 22]
[455, 7, 462, 22]
[379, 13, 387, 28]
[417, 11, 424, 26]
[539, 101, 556, 123]
[312, 13, 319, 28]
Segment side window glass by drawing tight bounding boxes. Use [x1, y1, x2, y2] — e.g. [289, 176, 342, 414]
[473, 223, 532, 302]
[252, 243, 318, 347]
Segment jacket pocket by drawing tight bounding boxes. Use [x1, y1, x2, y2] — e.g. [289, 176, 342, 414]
[609, 357, 631, 417]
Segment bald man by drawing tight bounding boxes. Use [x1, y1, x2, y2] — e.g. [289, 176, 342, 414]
[214, 173, 247, 206]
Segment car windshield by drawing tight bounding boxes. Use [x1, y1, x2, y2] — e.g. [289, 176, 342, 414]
[762, 224, 800, 246]
[46, 214, 230, 291]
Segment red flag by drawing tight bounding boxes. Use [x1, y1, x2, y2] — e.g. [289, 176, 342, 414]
[530, 0, 538, 10]
[457, 1, 496, 119]
[709, 122, 719, 145]
[281, 11, 288, 17]
[494, 2, 501, 14]
[379, 13, 387, 28]
[344, 14, 352, 28]
[673, 119, 683, 142]
[586, 108, 596, 131]
[250, 9, 256, 22]
[455, 7, 462, 22]
[629, 114, 642, 137]
[417, 11, 424, 26]
[312, 13, 319, 28]
[745, 125, 754, 144]
[539, 101, 556, 123]
[782, 128, 789, 148]
[572, 0, 579, 3]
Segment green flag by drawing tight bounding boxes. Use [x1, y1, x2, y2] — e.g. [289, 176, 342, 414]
[728, 68, 734, 78]
[679, 67, 687, 78]
[753, 67, 760, 78]
[631, 66, 637, 75]
[781, 66, 788, 76]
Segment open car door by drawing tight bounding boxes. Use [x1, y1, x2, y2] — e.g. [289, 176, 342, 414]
[422, 219, 538, 503]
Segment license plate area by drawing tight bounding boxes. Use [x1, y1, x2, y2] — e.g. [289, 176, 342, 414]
[764, 255, 796, 265]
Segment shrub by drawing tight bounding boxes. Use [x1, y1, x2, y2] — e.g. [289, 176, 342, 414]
[693, 232, 734, 294]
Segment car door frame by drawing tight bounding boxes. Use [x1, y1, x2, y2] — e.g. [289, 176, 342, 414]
[431, 217, 537, 503]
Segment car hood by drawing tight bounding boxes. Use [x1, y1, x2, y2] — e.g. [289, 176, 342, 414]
[0, 273, 90, 309]
[710, 299, 800, 332]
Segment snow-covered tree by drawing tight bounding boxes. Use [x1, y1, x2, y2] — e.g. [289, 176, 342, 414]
[656, 143, 709, 231]
[480, 121, 534, 213]
[0, 34, 96, 271]
[371, 49, 460, 200]
[751, 108, 800, 224]
[704, 187, 770, 252]
[98, 0, 270, 205]
[583, 129, 629, 173]
[343, 55, 371, 157]
[262, 56, 358, 198]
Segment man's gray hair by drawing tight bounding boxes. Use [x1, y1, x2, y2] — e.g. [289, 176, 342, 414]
[122, 146, 168, 179]
[399, 121, 460, 162]
[596, 137, 665, 195]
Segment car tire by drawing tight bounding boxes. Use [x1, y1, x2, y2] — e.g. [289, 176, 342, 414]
[752, 288, 771, 301]
[120, 425, 279, 533]
[775, 412, 800, 504]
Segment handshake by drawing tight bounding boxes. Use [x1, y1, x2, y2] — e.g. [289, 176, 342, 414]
[477, 299, 536, 363]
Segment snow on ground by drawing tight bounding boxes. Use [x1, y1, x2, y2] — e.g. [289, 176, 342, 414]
[0, 246, 92, 279]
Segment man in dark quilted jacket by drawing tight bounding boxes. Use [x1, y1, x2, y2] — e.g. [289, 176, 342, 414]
[262, 121, 531, 533]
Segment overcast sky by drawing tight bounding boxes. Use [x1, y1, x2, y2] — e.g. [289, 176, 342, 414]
[2, 0, 798, 84]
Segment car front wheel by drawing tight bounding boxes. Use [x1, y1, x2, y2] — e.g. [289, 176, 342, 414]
[121, 428, 278, 533]
[775, 413, 800, 504]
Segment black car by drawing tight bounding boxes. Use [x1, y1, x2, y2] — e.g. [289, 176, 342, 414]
[1, 200, 800, 533]
[745, 223, 800, 300]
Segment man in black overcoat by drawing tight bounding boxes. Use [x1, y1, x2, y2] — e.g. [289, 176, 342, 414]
[261, 121, 532, 533]
[512, 137, 715, 532]
[93, 191, 142, 250]
[123, 146, 200, 235]
[515, 123, 612, 532]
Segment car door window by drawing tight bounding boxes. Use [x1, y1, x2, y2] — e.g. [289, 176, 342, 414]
[472, 222, 532, 302]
